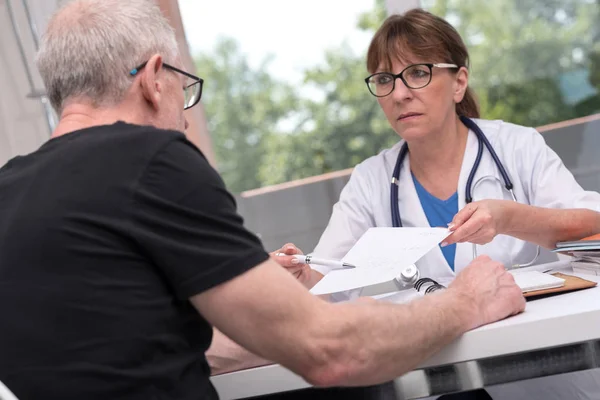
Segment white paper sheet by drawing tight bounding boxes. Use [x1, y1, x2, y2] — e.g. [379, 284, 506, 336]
[508, 270, 565, 293]
[310, 227, 451, 295]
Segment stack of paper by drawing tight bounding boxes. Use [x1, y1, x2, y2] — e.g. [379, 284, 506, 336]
[554, 236, 600, 276]
[554, 239, 600, 253]
[309, 227, 451, 295]
[570, 253, 600, 276]
[508, 270, 565, 293]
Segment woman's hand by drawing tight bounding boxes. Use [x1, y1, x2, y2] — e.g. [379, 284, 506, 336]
[270, 243, 313, 287]
[443, 200, 514, 246]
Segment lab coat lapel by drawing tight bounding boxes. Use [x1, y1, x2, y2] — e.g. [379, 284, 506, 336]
[454, 129, 479, 274]
[454, 126, 507, 273]
[397, 149, 428, 228]
[396, 142, 455, 278]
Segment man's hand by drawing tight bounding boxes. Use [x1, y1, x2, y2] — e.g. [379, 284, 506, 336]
[443, 200, 515, 246]
[270, 243, 313, 287]
[449, 255, 525, 330]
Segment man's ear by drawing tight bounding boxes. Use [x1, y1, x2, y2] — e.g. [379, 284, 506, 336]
[140, 54, 164, 111]
[453, 66, 469, 104]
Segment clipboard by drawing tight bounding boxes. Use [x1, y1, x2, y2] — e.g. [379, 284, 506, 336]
[524, 272, 597, 300]
[554, 233, 600, 254]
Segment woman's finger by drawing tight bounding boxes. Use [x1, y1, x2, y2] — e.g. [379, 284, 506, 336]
[444, 213, 485, 245]
[456, 224, 498, 246]
[467, 227, 497, 245]
[270, 244, 303, 259]
[280, 243, 303, 255]
[272, 254, 301, 267]
[287, 265, 306, 275]
[458, 227, 488, 245]
[449, 203, 479, 231]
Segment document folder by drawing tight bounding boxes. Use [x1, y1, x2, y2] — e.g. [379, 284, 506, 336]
[523, 272, 597, 300]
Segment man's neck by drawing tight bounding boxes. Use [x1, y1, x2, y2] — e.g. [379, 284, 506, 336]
[51, 103, 143, 139]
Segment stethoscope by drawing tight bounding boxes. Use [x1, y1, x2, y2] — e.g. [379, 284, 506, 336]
[390, 115, 540, 269]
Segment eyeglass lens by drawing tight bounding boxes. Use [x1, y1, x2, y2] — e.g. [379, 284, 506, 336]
[368, 64, 432, 96]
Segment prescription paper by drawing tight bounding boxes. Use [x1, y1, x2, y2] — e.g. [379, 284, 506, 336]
[310, 227, 451, 295]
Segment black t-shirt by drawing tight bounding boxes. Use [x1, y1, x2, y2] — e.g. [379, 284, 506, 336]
[0, 122, 269, 399]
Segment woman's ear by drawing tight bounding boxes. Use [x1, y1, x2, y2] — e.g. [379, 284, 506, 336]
[139, 54, 164, 111]
[453, 66, 469, 103]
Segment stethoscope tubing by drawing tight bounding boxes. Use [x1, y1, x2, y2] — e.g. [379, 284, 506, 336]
[389, 116, 539, 268]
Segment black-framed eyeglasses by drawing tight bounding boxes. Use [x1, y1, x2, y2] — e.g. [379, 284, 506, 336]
[365, 63, 458, 97]
[130, 61, 204, 110]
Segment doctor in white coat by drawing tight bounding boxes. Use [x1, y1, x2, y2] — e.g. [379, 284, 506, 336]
[276, 9, 600, 400]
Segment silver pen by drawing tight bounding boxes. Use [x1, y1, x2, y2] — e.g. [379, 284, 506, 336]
[276, 253, 356, 270]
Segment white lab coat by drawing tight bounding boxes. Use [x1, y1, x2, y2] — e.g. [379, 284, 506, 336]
[311, 118, 600, 400]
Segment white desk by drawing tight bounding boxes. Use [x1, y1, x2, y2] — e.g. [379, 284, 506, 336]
[211, 263, 600, 399]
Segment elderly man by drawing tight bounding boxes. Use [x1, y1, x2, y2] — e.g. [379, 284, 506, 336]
[0, 1, 524, 399]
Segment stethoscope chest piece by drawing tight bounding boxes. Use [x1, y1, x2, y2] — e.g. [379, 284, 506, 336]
[394, 264, 420, 289]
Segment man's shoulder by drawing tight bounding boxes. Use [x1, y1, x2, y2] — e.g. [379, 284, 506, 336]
[92, 122, 188, 150]
[72, 122, 205, 166]
[36, 122, 208, 188]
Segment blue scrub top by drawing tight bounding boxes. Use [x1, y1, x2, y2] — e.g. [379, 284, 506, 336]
[412, 174, 458, 271]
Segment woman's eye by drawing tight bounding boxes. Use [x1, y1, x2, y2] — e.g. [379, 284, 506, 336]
[409, 69, 429, 78]
[376, 75, 393, 84]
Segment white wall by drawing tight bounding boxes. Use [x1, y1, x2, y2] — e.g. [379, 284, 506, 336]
[0, 0, 58, 166]
[385, 0, 421, 15]
[0, 0, 215, 168]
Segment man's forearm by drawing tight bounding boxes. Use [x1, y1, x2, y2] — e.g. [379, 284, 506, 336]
[195, 260, 478, 388]
[504, 203, 600, 248]
[205, 286, 468, 383]
[301, 288, 474, 387]
[207, 328, 272, 375]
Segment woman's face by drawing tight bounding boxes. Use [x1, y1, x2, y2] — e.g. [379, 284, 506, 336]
[374, 56, 469, 142]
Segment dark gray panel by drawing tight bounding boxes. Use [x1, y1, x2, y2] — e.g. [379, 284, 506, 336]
[542, 118, 600, 191]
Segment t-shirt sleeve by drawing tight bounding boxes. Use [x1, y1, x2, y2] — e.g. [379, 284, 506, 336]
[129, 137, 269, 299]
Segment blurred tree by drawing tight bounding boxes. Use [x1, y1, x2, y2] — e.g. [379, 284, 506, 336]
[425, 0, 600, 125]
[578, 0, 600, 115]
[194, 37, 298, 193]
[259, 0, 392, 185]
[196, 0, 599, 192]
[481, 78, 576, 127]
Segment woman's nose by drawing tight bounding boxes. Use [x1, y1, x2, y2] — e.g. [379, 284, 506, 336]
[390, 78, 413, 101]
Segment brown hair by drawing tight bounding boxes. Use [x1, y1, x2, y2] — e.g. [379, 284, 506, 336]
[366, 9, 479, 118]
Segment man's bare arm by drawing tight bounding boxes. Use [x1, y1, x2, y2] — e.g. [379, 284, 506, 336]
[207, 328, 271, 375]
[192, 256, 523, 387]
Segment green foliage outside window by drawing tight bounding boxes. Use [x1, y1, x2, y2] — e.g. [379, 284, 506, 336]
[195, 0, 600, 193]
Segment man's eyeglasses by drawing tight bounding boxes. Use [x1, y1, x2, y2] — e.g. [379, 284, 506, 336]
[130, 62, 204, 110]
[365, 63, 458, 97]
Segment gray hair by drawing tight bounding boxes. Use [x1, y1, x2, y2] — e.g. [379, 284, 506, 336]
[36, 0, 179, 114]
